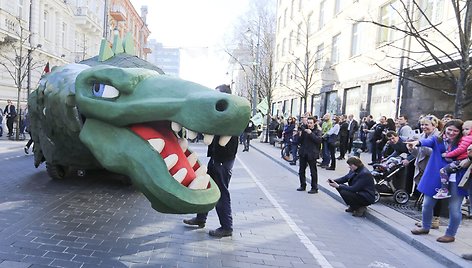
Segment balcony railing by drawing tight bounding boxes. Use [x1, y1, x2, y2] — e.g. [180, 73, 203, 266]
[110, 5, 127, 21]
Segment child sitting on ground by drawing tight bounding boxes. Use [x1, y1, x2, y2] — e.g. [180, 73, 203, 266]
[436, 120, 472, 199]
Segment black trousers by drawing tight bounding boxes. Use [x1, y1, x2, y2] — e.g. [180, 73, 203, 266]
[339, 135, 349, 158]
[347, 135, 355, 153]
[328, 143, 336, 168]
[6, 117, 14, 135]
[337, 188, 371, 210]
[298, 155, 318, 190]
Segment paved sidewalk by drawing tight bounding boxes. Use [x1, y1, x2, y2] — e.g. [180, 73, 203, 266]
[250, 139, 472, 267]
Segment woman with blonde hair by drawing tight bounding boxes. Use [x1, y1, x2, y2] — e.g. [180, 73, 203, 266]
[409, 115, 442, 229]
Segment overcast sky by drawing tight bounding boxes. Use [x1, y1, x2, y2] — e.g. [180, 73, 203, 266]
[129, 0, 249, 88]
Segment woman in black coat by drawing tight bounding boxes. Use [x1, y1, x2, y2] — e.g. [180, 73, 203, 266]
[327, 157, 376, 217]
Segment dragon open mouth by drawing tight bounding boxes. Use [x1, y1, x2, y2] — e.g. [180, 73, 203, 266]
[129, 121, 211, 190]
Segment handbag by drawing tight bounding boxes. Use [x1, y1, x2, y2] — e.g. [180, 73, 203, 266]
[328, 134, 339, 147]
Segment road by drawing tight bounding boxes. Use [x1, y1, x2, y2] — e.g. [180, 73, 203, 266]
[0, 142, 444, 267]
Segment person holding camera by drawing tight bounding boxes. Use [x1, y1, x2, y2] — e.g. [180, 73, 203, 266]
[297, 116, 322, 193]
[327, 156, 376, 217]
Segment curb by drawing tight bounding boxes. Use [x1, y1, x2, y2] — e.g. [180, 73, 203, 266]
[251, 143, 470, 268]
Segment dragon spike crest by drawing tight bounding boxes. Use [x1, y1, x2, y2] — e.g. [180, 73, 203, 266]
[98, 32, 136, 62]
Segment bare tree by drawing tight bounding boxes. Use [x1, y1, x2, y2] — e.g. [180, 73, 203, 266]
[281, 13, 320, 115]
[226, 0, 278, 141]
[0, 17, 42, 140]
[360, 0, 472, 118]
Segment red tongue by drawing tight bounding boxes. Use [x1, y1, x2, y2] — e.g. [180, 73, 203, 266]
[129, 122, 196, 186]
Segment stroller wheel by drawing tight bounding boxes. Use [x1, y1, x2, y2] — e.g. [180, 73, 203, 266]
[374, 191, 381, 203]
[393, 190, 410, 204]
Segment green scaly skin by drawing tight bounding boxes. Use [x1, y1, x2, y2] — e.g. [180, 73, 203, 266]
[29, 63, 251, 214]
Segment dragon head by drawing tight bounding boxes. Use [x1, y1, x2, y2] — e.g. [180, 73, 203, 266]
[74, 65, 250, 213]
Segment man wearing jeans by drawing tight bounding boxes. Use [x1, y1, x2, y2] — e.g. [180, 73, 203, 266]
[183, 84, 238, 237]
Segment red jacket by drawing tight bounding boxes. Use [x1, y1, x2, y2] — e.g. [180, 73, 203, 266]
[445, 131, 472, 160]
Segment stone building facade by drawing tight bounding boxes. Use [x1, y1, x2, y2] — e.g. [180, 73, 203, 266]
[273, 0, 467, 121]
[0, 0, 150, 108]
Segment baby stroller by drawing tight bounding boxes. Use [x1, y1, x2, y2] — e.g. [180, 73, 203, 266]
[371, 156, 413, 204]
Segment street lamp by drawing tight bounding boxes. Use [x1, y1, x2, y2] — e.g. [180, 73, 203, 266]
[252, 21, 261, 117]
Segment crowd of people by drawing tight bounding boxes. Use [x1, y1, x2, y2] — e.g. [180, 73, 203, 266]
[269, 111, 472, 257]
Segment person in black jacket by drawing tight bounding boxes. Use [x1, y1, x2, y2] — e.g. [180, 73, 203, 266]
[4, 100, 17, 137]
[242, 120, 255, 152]
[327, 157, 376, 217]
[183, 84, 239, 237]
[338, 114, 349, 160]
[297, 117, 322, 193]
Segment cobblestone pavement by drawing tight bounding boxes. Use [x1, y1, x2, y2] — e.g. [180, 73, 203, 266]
[0, 139, 463, 267]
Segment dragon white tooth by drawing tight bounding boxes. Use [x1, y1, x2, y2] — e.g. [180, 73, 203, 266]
[171, 122, 182, 132]
[178, 138, 188, 152]
[187, 152, 198, 167]
[187, 129, 197, 140]
[188, 174, 211, 190]
[173, 168, 188, 183]
[195, 165, 207, 176]
[164, 154, 178, 170]
[203, 134, 214, 145]
[218, 136, 232, 147]
[148, 138, 165, 153]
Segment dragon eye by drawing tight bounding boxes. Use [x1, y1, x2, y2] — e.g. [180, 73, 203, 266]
[92, 83, 119, 98]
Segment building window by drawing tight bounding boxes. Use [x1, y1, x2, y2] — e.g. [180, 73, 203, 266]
[351, 21, 362, 56]
[296, 58, 302, 78]
[18, 0, 24, 18]
[298, 0, 303, 11]
[276, 44, 280, 60]
[289, 30, 293, 53]
[331, 33, 340, 64]
[277, 16, 281, 32]
[297, 22, 302, 45]
[284, 8, 288, 27]
[286, 63, 291, 83]
[319, 0, 326, 30]
[290, 0, 295, 19]
[280, 67, 284, 85]
[315, 43, 324, 70]
[418, 0, 444, 29]
[62, 23, 67, 48]
[282, 37, 287, 56]
[334, 0, 345, 15]
[43, 11, 48, 39]
[378, 0, 401, 44]
[307, 12, 313, 35]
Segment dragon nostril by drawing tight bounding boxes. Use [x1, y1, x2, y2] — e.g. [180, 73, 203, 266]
[215, 99, 228, 112]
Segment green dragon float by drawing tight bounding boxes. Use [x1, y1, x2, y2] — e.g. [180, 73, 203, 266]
[28, 33, 250, 214]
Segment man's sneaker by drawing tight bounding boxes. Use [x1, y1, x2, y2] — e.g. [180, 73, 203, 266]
[183, 217, 205, 228]
[209, 227, 232, 237]
[433, 188, 451, 199]
[24, 146, 29, 154]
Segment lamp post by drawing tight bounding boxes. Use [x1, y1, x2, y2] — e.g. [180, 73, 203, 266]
[252, 20, 261, 117]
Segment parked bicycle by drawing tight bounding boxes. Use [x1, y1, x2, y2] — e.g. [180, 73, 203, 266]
[281, 143, 299, 163]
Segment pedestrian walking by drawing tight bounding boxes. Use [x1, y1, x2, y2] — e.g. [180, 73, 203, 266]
[0, 108, 3, 137]
[4, 100, 17, 137]
[242, 120, 254, 152]
[327, 156, 376, 217]
[183, 84, 238, 238]
[296, 117, 322, 193]
[23, 107, 33, 154]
